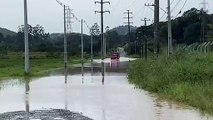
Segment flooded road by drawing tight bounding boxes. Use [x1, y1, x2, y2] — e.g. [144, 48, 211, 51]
[0, 57, 212, 120]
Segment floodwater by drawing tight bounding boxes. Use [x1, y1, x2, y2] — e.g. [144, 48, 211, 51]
[0, 57, 212, 120]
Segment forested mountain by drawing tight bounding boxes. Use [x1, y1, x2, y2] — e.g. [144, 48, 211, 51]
[110, 25, 137, 35]
[0, 27, 16, 37]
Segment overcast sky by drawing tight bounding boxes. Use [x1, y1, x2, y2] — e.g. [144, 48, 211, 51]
[0, 0, 212, 34]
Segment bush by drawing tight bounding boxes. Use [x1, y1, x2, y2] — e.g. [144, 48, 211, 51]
[128, 52, 213, 114]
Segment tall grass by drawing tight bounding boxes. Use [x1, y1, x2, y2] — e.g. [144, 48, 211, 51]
[0, 58, 81, 79]
[128, 52, 213, 114]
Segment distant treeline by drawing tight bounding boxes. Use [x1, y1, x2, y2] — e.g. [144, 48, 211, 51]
[0, 24, 127, 58]
[1, 8, 213, 57]
[129, 8, 213, 55]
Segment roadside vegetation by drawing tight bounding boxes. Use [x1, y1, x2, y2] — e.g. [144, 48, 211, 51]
[0, 53, 82, 79]
[128, 52, 213, 114]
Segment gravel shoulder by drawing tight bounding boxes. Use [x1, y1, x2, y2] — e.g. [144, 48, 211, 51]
[0, 109, 93, 120]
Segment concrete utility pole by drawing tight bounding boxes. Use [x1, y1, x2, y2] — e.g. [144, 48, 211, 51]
[81, 19, 84, 73]
[124, 10, 133, 44]
[200, 0, 208, 42]
[90, 29, 94, 64]
[145, 1, 160, 56]
[167, 0, 173, 56]
[56, 0, 73, 68]
[141, 18, 150, 59]
[155, 0, 160, 56]
[24, 0, 30, 74]
[95, 0, 110, 60]
[104, 26, 110, 58]
[64, 5, 68, 68]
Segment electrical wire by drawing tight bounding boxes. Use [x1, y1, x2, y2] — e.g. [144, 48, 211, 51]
[171, 0, 175, 5]
[111, 0, 121, 11]
[127, 0, 138, 9]
[174, 0, 188, 18]
[171, 0, 183, 13]
[84, 20, 91, 30]
[134, 0, 149, 18]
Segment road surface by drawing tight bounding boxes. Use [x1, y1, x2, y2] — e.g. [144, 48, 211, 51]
[0, 57, 212, 120]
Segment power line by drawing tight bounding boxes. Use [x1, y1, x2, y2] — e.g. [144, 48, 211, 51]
[171, 0, 175, 5]
[171, 0, 182, 13]
[111, 0, 121, 11]
[126, 0, 138, 9]
[174, 0, 188, 18]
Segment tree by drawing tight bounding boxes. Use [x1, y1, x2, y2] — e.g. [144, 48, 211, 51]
[91, 23, 100, 36]
[184, 22, 201, 44]
[207, 24, 213, 41]
[0, 33, 4, 43]
[0, 33, 7, 57]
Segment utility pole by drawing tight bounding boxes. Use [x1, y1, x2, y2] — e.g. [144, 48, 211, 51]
[95, 0, 110, 60]
[124, 10, 133, 44]
[90, 29, 94, 64]
[141, 18, 150, 59]
[56, 0, 73, 68]
[200, 0, 208, 42]
[104, 26, 110, 58]
[155, 0, 160, 56]
[141, 17, 150, 26]
[145, 0, 160, 56]
[167, 0, 173, 56]
[64, 5, 68, 68]
[81, 19, 84, 76]
[24, 0, 30, 74]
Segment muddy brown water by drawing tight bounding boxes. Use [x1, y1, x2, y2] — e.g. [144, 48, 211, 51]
[0, 57, 212, 120]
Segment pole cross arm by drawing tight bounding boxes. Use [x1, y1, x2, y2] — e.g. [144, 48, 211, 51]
[124, 22, 133, 24]
[124, 17, 133, 19]
[95, 1, 101, 4]
[103, 10, 110, 14]
[141, 18, 150, 21]
[95, 11, 102, 14]
[95, 1, 110, 4]
[103, 1, 110, 4]
[95, 11, 110, 14]
[145, 3, 155, 6]
[124, 12, 133, 14]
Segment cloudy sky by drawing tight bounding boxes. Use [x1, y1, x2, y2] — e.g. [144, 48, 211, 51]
[0, 0, 212, 34]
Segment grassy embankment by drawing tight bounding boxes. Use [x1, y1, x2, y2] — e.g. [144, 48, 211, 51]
[0, 53, 82, 79]
[128, 52, 213, 114]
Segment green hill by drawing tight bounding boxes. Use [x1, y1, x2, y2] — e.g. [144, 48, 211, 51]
[110, 25, 137, 35]
[0, 27, 16, 37]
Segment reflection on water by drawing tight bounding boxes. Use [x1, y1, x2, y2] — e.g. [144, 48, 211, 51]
[64, 67, 68, 110]
[101, 62, 105, 85]
[25, 76, 30, 113]
[0, 58, 213, 120]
